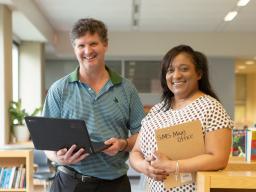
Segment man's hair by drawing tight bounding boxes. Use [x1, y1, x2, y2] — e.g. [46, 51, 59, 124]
[160, 44, 219, 109]
[70, 18, 108, 46]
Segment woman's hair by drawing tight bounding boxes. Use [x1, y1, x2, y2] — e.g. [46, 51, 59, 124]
[70, 18, 108, 46]
[160, 44, 219, 109]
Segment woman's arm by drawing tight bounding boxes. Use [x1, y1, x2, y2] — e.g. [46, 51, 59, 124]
[129, 132, 169, 181]
[151, 128, 232, 174]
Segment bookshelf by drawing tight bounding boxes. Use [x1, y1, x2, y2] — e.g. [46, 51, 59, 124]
[225, 156, 256, 171]
[0, 150, 33, 191]
[197, 171, 256, 192]
[197, 156, 256, 192]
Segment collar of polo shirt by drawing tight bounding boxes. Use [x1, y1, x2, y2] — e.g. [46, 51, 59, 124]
[68, 66, 122, 85]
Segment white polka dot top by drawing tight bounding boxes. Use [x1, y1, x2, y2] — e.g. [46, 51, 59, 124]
[139, 95, 233, 192]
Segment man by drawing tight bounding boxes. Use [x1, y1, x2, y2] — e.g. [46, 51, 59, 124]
[43, 18, 145, 192]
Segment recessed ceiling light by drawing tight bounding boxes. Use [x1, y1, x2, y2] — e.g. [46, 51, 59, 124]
[245, 60, 255, 65]
[238, 65, 246, 70]
[224, 11, 238, 22]
[237, 0, 250, 6]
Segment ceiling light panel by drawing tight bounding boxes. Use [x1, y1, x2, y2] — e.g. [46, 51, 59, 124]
[237, 0, 250, 7]
[224, 11, 238, 21]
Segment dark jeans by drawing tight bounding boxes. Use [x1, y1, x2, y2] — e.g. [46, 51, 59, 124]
[50, 171, 131, 192]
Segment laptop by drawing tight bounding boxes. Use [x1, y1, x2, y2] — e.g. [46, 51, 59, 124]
[25, 116, 110, 154]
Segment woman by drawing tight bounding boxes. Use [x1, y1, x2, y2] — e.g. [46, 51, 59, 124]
[129, 45, 233, 192]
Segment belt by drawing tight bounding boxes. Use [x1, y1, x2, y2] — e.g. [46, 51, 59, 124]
[58, 166, 101, 182]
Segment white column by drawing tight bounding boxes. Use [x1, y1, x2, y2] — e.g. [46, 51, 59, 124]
[19, 42, 45, 113]
[0, 4, 12, 145]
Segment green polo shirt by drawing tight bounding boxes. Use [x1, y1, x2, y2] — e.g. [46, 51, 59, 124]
[43, 66, 145, 179]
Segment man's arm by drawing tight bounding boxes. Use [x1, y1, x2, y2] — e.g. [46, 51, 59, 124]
[123, 133, 138, 152]
[103, 133, 138, 156]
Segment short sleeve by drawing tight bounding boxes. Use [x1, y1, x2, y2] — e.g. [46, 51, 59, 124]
[205, 100, 233, 132]
[142, 102, 163, 123]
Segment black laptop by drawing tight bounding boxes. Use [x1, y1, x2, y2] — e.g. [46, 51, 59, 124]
[25, 116, 110, 153]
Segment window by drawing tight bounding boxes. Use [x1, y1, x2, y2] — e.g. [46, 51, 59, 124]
[105, 60, 122, 75]
[12, 42, 19, 101]
[124, 60, 161, 93]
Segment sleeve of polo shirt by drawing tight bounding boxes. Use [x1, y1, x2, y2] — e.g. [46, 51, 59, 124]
[42, 81, 62, 118]
[128, 84, 145, 134]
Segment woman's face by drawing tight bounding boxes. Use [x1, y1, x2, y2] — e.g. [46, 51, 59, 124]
[166, 53, 201, 99]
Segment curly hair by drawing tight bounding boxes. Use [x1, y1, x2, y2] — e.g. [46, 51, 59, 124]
[70, 18, 108, 46]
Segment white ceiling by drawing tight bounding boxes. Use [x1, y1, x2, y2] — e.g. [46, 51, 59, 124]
[1, 0, 256, 73]
[33, 0, 256, 32]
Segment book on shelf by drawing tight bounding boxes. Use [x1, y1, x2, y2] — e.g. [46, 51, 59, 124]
[19, 168, 26, 188]
[0, 168, 6, 188]
[1, 167, 12, 189]
[155, 120, 205, 189]
[232, 129, 246, 157]
[0, 167, 4, 188]
[8, 167, 17, 189]
[0, 164, 25, 189]
[15, 164, 24, 189]
[11, 167, 18, 189]
[245, 128, 256, 162]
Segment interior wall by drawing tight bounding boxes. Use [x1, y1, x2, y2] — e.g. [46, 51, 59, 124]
[51, 32, 256, 59]
[45, 57, 235, 118]
[45, 60, 78, 91]
[208, 57, 235, 118]
[246, 74, 256, 126]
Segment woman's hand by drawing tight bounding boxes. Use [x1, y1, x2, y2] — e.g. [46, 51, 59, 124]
[56, 144, 89, 165]
[142, 157, 169, 181]
[129, 132, 169, 181]
[150, 151, 175, 174]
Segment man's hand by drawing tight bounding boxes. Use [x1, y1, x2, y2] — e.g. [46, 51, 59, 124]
[103, 138, 127, 156]
[56, 144, 89, 165]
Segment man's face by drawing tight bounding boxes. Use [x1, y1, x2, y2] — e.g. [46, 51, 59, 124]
[73, 33, 108, 69]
